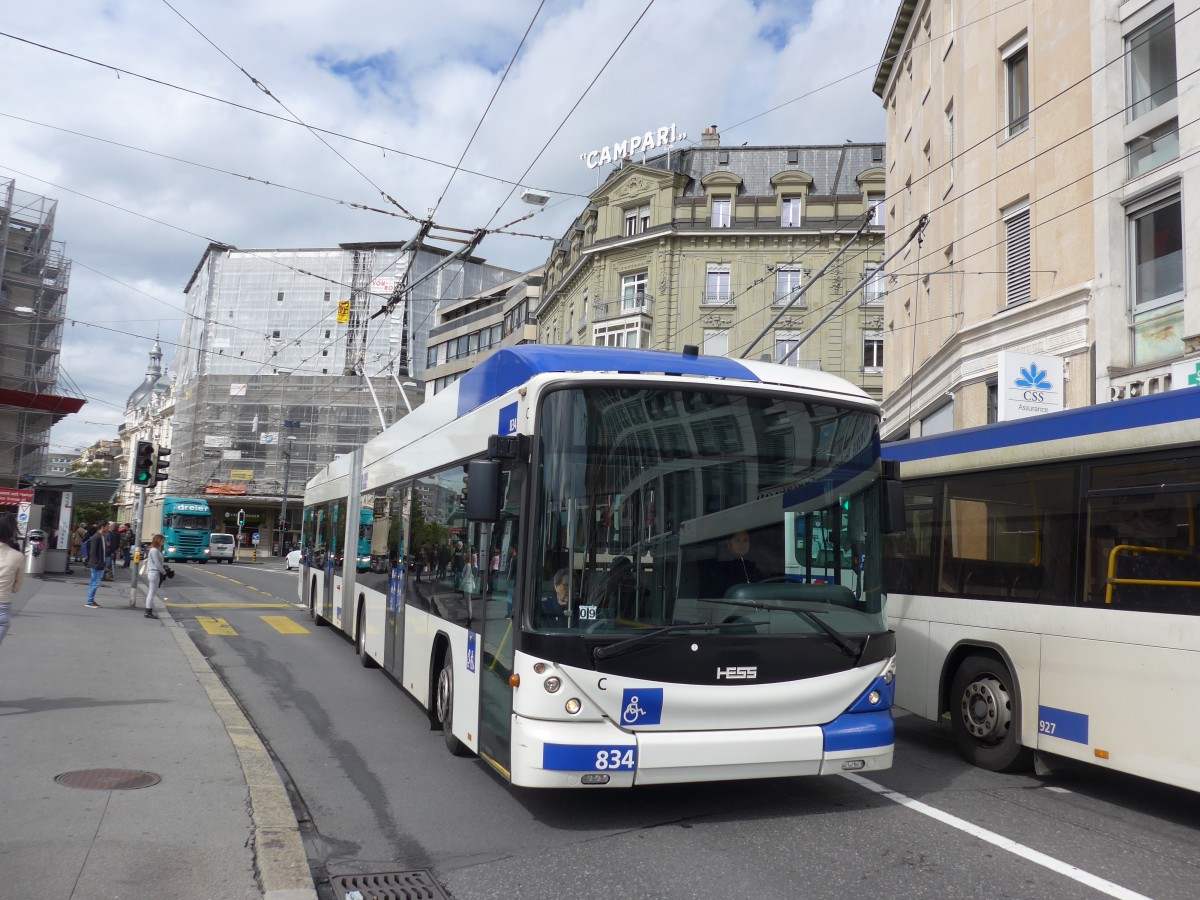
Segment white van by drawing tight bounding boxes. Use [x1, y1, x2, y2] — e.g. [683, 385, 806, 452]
[208, 533, 236, 564]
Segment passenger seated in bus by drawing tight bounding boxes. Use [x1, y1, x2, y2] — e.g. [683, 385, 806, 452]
[590, 556, 641, 618]
[704, 530, 764, 598]
[536, 569, 571, 624]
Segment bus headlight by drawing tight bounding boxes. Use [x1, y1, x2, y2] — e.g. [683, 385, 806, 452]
[565, 698, 581, 714]
[867, 690, 882, 706]
[544, 676, 562, 693]
[533, 662, 548, 674]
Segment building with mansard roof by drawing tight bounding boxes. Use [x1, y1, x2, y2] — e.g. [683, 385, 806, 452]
[535, 127, 888, 400]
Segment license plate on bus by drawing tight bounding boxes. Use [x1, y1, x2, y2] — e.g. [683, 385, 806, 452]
[542, 744, 637, 771]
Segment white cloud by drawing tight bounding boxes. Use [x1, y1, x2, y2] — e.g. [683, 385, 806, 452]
[0, 0, 895, 453]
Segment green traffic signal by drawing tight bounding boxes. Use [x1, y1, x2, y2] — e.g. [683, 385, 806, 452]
[133, 441, 155, 485]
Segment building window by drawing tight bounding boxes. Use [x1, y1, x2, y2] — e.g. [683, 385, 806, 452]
[277, 291, 285, 302]
[868, 196, 885, 226]
[1004, 204, 1031, 305]
[1130, 192, 1184, 364]
[781, 197, 802, 227]
[703, 328, 729, 356]
[863, 332, 884, 371]
[1004, 42, 1029, 137]
[624, 203, 651, 236]
[1129, 120, 1179, 179]
[863, 265, 885, 305]
[1128, 11, 1176, 120]
[775, 266, 803, 305]
[711, 198, 731, 228]
[718, 150, 730, 165]
[621, 271, 648, 311]
[323, 291, 330, 302]
[705, 265, 731, 304]
[1126, 11, 1178, 179]
[580, 290, 588, 328]
[788, 149, 800, 164]
[427, 345, 438, 367]
[774, 334, 800, 367]
[945, 101, 956, 193]
[594, 320, 649, 348]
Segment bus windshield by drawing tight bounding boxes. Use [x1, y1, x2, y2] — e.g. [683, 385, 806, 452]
[529, 385, 888, 638]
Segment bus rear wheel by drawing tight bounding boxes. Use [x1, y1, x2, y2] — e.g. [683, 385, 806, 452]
[436, 651, 469, 756]
[949, 654, 1032, 773]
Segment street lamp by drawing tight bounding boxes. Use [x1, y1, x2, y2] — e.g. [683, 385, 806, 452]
[279, 435, 297, 556]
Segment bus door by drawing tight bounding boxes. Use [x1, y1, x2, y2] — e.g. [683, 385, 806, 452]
[385, 484, 410, 676]
[477, 463, 524, 775]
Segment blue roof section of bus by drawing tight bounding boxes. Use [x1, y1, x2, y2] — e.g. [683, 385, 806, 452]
[883, 385, 1200, 463]
[455, 345, 762, 417]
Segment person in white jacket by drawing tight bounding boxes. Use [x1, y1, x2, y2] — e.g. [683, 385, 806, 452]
[0, 514, 24, 647]
[144, 534, 167, 619]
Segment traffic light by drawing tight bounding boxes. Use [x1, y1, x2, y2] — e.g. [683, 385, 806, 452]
[237, 509, 246, 529]
[154, 446, 171, 484]
[133, 441, 155, 486]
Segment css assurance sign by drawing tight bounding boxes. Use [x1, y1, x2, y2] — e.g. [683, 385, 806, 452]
[998, 351, 1064, 421]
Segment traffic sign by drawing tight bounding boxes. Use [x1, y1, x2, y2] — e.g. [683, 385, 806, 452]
[252, 532, 260, 545]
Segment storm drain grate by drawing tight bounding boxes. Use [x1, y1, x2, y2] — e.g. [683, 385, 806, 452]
[331, 870, 450, 900]
[54, 768, 161, 790]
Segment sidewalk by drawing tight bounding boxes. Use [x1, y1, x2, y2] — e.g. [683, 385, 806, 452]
[0, 566, 316, 900]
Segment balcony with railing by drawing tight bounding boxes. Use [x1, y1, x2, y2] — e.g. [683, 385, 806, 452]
[594, 292, 654, 323]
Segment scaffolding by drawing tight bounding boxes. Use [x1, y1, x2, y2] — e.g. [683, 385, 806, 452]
[0, 176, 79, 487]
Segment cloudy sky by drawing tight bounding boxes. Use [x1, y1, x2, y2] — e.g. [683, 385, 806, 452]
[1, 0, 897, 454]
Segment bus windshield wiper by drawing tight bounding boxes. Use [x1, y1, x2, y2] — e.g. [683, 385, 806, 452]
[593, 621, 755, 661]
[701, 597, 864, 659]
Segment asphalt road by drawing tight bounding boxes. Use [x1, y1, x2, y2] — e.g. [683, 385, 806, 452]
[162, 561, 1200, 900]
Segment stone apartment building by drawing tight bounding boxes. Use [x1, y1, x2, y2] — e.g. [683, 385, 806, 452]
[874, 0, 1200, 438]
[534, 129, 888, 398]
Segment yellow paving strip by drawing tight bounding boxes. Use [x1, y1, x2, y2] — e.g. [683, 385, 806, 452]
[196, 616, 238, 636]
[261, 616, 310, 634]
[165, 602, 290, 609]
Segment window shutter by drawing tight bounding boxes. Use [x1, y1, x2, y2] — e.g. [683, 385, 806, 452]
[1005, 209, 1031, 304]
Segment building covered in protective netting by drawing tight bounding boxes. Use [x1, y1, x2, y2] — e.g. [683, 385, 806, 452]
[169, 242, 519, 551]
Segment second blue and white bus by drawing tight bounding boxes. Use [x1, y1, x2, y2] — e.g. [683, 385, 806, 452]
[298, 345, 901, 788]
[883, 387, 1200, 792]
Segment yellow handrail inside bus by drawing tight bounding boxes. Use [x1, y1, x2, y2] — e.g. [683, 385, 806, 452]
[1104, 544, 1199, 604]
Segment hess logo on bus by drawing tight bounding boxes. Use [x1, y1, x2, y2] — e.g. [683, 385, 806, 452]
[716, 666, 757, 680]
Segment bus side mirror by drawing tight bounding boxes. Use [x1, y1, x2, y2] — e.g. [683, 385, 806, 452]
[466, 459, 502, 522]
[882, 459, 905, 534]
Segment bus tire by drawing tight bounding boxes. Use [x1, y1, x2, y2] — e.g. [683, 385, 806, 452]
[309, 579, 326, 626]
[436, 651, 470, 756]
[949, 654, 1032, 773]
[356, 602, 377, 668]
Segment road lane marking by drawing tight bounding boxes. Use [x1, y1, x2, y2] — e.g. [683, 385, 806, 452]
[165, 602, 289, 609]
[842, 774, 1151, 900]
[262, 616, 309, 634]
[196, 616, 237, 636]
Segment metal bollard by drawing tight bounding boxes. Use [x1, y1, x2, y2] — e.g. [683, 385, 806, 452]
[129, 548, 142, 607]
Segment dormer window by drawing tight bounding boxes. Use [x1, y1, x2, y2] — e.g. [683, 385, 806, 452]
[711, 198, 731, 228]
[781, 196, 802, 227]
[623, 203, 651, 236]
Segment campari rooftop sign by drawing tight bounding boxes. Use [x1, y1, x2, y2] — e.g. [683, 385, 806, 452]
[579, 123, 686, 170]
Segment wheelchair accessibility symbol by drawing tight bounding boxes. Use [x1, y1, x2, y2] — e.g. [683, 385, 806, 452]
[620, 687, 662, 725]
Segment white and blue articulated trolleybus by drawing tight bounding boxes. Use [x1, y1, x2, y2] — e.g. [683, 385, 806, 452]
[298, 345, 903, 788]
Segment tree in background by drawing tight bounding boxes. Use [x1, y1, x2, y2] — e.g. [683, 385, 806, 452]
[70, 461, 117, 526]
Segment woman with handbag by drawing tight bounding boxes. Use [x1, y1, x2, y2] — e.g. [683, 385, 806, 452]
[143, 534, 167, 619]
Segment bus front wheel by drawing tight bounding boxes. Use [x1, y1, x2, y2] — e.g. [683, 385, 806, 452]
[436, 651, 469, 757]
[949, 654, 1032, 773]
[356, 603, 377, 669]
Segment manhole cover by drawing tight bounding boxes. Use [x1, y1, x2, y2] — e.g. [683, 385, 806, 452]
[331, 870, 450, 900]
[54, 769, 161, 791]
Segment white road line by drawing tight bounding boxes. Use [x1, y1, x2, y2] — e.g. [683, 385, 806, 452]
[842, 773, 1151, 900]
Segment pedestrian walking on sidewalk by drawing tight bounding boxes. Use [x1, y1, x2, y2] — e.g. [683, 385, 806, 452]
[0, 513, 23, 648]
[143, 534, 166, 619]
[71, 524, 85, 562]
[84, 521, 111, 608]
